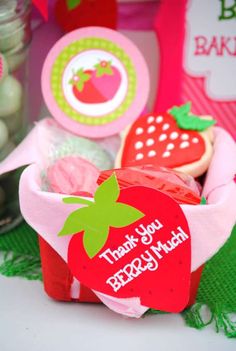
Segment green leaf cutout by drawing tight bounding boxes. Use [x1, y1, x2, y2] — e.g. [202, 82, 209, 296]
[63, 197, 93, 206]
[106, 202, 144, 228]
[58, 207, 91, 237]
[58, 174, 145, 258]
[200, 197, 207, 205]
[83, 225, 109, 258]
[66, 0, 81, 10]
[94, 173, 120, 204]
[169, 102, 216, 131]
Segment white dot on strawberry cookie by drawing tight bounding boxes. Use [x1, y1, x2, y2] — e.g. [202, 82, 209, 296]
[162, 151, 171, 158]
[180, 141, 190, 149]
[147, 116, 155, 124]
[156, 116, 163, 123]
[148, 150, 156, 157]
[146, 138, 154, 146]
[136, 127, 143, 135]
[148, 125, 156, 134]
[162, 123, 170, 131]
[136, 153, 144, 160]
[135, 141, 143, 150]
[192, 137, 199, 143]
[170, 132, 179, 140]
[181, 133, 189, 141]
[167, 143, 174, 151]
[159, 134, 167, 142]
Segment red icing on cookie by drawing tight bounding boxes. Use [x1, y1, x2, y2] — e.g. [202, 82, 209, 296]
[121, 113, 205, 168]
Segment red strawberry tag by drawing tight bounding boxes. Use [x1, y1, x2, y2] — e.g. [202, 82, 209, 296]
[59, 174, 191, 313]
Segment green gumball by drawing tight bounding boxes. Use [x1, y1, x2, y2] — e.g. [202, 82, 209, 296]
[0, 75, 22, 117]
[0, 119, 9, 149]
[0, 1, 24, 52]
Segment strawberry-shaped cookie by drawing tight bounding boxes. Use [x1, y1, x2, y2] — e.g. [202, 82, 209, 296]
[116, 103, 216, 178]
[59, 174, 191, 313]
[69, 61, 121, 104]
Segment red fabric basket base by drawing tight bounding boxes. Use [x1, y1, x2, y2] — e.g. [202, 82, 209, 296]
[39, 236, 203, 307]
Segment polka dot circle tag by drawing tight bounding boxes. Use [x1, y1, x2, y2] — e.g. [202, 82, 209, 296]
[42, 27, 149, 138]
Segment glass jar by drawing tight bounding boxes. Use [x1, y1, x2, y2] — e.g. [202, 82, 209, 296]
[0, 0, 31, 233]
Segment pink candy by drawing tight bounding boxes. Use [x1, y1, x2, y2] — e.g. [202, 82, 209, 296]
[46, 156, 99, 195]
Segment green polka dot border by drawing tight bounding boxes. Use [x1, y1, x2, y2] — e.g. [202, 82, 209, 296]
[51, 38, 137, 126]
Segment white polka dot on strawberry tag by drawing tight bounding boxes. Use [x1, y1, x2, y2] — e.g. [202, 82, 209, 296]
[136, 153, 144, 160]
[192, 137, 199, 143]
[180, 141, 190, 149]
[162, 123, 170, 131]
[156, 116, 163, 123]
[162, 151, 171, 158]
[147, 116, 155, 124]
[148, 150, 156, 157]
[159, 134, 167, 142]
[167, 143, 174, 151]
[136, 127, 143, 135]
[135, 141, 143, 150]
[170, 132, 179, 140]
[148, 125, 156, 134]
[181, 133, 189, 141]
[146, 138, 154, 146]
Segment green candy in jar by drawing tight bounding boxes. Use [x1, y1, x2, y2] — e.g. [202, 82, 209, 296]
[0, 1, 24, 53]
[0, 120, 9, 149]
[0, 0, 31, 233]
[2, 109, 23, 136]
[4, 42, 27, 72]
[0, 75, 22, 117]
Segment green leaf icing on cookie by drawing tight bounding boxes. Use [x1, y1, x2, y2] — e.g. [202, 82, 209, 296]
[170, 103, 216, 131]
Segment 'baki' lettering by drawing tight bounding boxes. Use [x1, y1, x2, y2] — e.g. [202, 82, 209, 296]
[194, 35, 236, 56]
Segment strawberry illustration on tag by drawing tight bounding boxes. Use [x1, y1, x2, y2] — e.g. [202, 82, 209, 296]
[116, 103, 216, 178]
[69, 61, 121, 104]
[59, 174, 191, 313]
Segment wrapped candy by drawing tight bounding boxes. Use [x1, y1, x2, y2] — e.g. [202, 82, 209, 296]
[45, 156, 99, 195]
